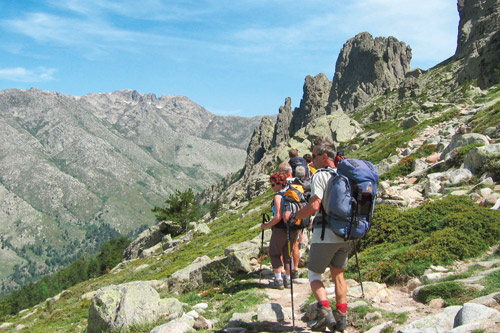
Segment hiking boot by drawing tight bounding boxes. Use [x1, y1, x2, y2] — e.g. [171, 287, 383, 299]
[284, 278, 291, 288]
[333, 309, 347, 332]
[311, 303, 336, 332]
[270, 278, 284, 290]
[292, 270, 299, 279]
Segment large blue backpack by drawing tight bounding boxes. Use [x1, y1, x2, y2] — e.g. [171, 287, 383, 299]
[320, 158, 379, 241]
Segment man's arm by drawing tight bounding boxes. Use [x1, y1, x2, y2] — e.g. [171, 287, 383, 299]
[284, 195, 322, 223]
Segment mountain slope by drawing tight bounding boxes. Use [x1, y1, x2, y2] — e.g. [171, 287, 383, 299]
[0, 88, 261, 293]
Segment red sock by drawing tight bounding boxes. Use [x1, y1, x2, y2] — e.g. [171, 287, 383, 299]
[336, 303, 347, 314]
[321, 300, 330, 308]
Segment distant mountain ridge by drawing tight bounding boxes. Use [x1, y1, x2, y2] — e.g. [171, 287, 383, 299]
[0, 88, 261, 293]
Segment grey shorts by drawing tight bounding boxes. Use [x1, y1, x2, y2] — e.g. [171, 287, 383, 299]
[307, 242, 351, 273]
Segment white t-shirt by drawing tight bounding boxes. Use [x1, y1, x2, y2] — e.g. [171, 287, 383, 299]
[310, 168, 346, 244]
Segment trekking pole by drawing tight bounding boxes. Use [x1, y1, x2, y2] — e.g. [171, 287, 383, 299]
[353, 240, 365, 298]
[286, 225, 296, 332]
[260, 214, 270, 285]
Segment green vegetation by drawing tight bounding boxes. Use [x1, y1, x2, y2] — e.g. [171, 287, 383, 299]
[347, 303, 407, 332]
[446, 143, 486, 169]
[414, 281, 477, 306]
[152, 188, 200, 236]
[470, 96, 500, 134]
[347, 196, 500, 284]
[380, 144, 439, 181]
[349, 108, 461, 164]
[0, 237, 130, 321]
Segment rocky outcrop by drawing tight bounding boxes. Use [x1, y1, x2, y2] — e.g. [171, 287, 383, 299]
[290, 74, 332, 136]
[464, 143, 500, 174]
[244, 116, 276, 171]
[328, 32, 412, 114]
[440, 133, 490, 160]
[456, 0, 500, 88]
[272, 98, 293, 147]
[284, 111, 364, 161]
[122, 221, 173, 260]
[167, 228, 272, 292]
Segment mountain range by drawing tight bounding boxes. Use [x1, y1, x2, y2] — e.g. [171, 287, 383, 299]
[0, 88, 262, 294]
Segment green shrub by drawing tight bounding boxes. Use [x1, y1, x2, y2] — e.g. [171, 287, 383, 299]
[414, 281, 478, 306]
[379, 156, 415, 181]
[351, 196, 500, 284]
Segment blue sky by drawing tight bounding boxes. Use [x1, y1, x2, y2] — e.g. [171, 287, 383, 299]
[0, 0, 459, 117]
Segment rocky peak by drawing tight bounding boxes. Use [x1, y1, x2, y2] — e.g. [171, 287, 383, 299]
[290, 73, 332, 136]
[243, 116, 275, 174]
[271, 97, 293, 148]
[455, 0, 500, 88]
[327, 32, 412, 114]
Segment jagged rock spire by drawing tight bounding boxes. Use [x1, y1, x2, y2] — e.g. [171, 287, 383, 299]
[327, 32, 412, 114]
[290, 73, 332, 137]
[272, 97, 293, 147]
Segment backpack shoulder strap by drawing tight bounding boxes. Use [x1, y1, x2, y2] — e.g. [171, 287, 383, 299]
[312, 167, 337, 241]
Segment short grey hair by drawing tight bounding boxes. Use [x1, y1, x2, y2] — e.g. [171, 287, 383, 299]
[295, 166, 306, 178]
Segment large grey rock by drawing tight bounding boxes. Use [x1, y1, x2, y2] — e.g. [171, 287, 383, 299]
[456, 0, 500, 88]
[346, 281, 393, 303]
[150, 314, 196, 333]
[167, 256, 214, 292]
[297, 112, 363, 147]
[328, 32, 411, 114]
[464, 143, 500, 174]
[440, 133, 490, 161]
[122, 221, 179, 260]
[87, 281, 182, 333]
[257, 303, 288, 322]
[446, 168, 473, 185]
[398, 305, 461, 333]
[424, 172, 448, 195]
[453, 302, 499, 327]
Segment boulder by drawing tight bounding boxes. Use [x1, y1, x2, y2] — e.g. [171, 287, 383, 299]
[87, 281, 182, 333]
[446, 168, 473, 185]
[346, 281, 393, 303]
[303, 112, 363, 146]
[150, 314, 195, 333]
[257, 303, 288, 322]
[424, 172, 448, 195]
[167, 256, 214, 292]
[464, 143, 500, 174]
[398, 306, 461, 333]
[122, 221, 176, 260]
[441, 133, 490, 161]
[452, 302, 500, 331]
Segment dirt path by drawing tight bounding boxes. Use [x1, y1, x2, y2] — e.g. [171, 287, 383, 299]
[255, 276, 443, 333]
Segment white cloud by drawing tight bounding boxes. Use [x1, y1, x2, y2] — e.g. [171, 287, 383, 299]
[0, 67, 57, 82]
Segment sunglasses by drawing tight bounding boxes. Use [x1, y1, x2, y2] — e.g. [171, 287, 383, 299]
[270, 183, 281, 187]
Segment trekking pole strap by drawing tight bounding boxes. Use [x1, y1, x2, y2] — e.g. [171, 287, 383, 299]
[320, 205, 326, 241]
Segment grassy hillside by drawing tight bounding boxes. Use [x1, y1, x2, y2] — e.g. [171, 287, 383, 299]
[2, 61, 500, 331]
